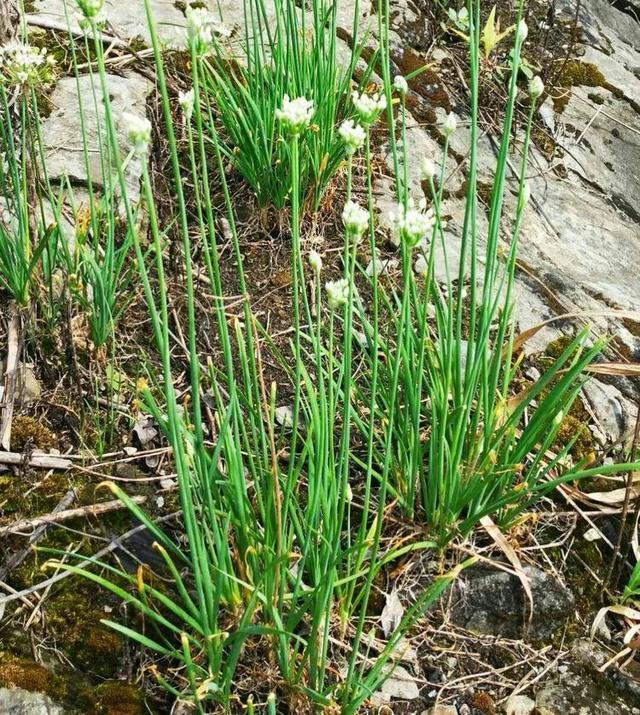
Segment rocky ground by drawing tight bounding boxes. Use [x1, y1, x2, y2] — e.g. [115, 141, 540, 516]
[1, 0, 640, 712]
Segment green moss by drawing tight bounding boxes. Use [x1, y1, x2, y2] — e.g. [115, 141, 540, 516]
[44, 584, 123, 676]
[553, 61, 606, 113]
[93, 682, 144, 715]
[528, 334, 598, 462]
[0, 655, 67, 702]
[11, 415, 56, 451]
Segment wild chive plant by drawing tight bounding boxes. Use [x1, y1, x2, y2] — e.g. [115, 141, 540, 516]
[46, 1, 464, 710]
[198, 0, 374, 210]
[350, 1, 640, 542]
[0, 43, 57, 308]
[59, 7, 136, 352]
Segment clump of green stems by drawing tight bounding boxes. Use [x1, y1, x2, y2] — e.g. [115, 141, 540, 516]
[201, 0, 373, 210]
[0, 23, 133, 351]
[58, 0, 136, 352]
[351, 0, 640, 541]
[47, 0, 464, 710]
[0, 80, 53, 308]
[39, 0, 640, 709]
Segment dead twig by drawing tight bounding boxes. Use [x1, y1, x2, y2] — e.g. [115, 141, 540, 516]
[0, 451, 72, 470]
[0, 495, 146, 536]
[0, 302, 21, 450]
[0, 512, 180, 608]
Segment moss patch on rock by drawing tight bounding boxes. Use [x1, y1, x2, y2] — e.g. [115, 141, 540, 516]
[553, 61, 606, 113]
[0, 655, 67, 702]
[93, 682, 144, 715]
[44, 584, 124, 676]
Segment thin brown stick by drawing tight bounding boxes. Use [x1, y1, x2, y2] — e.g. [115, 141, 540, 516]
[0, 512, 180, 608]
[0, 496, 146, 536]
[0, 302, 21, 450]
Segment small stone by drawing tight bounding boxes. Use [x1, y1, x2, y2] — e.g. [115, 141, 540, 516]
[275, 405, 295, 429]
[583, 527, 602, 542]
[525, 366, 541, 381]
[378, 664, 420, 701]
[506, 694, 536, 715]
[422, 706, 457, 715]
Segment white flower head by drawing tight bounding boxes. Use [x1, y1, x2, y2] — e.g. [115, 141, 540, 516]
[518, 181, 531, 212]
[420, 157, 437, 181]
[390, 198, 435, 249]
[338, 119, 365, 155]
[345, 482, 353, 503]
[308, 250, 323, 273]
[179, 89, 195, 120]
[325, 278, 350, 311]
[529, 75, 544, 99]
[442, 112, 457, 137]
[75, 0, 104, 19]
[123, 112, 152, 156]
[275, 95, 315, 135]
[0, 42, 55, 87]
[186, 8, 230, 54]
[393, 75, 409, 96]
[517, 20, 528, 42]
[352, 90, 386, 126]
[342, 200, 370, 240]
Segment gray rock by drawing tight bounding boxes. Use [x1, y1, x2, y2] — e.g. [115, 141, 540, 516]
[570, 639, 640, 704]
[28, 0, 187, 46]
[535, 670, 635, 715]
[580, 378, 638, 444]
[0, 688, 65, 715]
[505, 694, 536, 715]
[450, 565, 574, 639]
[559, 86, 640, 220]
[41, 73, 152, 206]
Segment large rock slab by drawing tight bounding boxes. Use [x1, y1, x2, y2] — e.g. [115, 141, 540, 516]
[559, 86, 640, 221]
[28, 0, 186, 46]
[41, 73, 152, 205]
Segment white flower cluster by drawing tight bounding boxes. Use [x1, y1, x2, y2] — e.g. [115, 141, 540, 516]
[179, 89, 195, 121]
[441, 112, 457, 137]
[517, 20, 528, 42]
[275, 95, 315, 134]
[393, 75, 409, 96]
[390, 198, 435, 249]
[186, 8, 230, 54]
[529, 75, 544, 99]
[420, 157, 437, 180]
[123, 112, 152, 156]
[325, 278, 350, 310]
[75, 0, 104, 19]
[338, 119, 365, 155]
[308, 250, 322, 273]
[0, 42, 56, 87]
[342, 200, 369, 240]
[352, 90, 386, 126]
